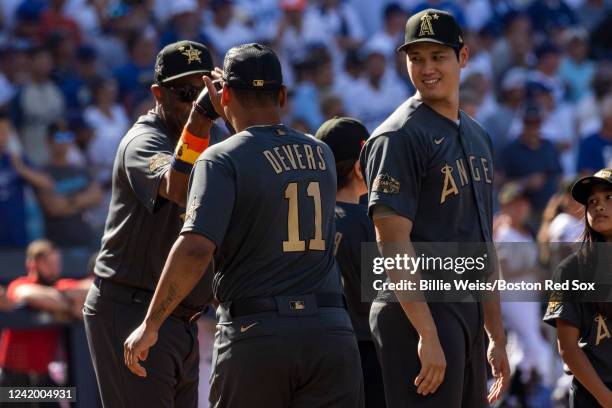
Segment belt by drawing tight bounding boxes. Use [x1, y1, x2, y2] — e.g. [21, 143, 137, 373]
[229, 293, 346, 317]
[93, 276, 204, 324]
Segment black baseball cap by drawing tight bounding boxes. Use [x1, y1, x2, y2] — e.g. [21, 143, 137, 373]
[222, 43, 283, 90]
[154, 40, 213, 84]
[315, 117, 369, 163]
[571, 168, 612, 205]
[397, 9, 464, 53]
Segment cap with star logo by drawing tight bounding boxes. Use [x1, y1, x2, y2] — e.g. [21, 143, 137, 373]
[154, 40, 214, 84]
[397, 8, 464, 53]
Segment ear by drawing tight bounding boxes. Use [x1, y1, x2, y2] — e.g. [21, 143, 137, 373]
[353, 160, 364, 181]
[221, 84, 230, 107]
[458, 46, 469, 68]
[151, 84, 162, 103]
[279, 85, 288, 109]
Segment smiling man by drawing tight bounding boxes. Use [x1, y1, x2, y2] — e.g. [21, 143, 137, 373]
[360, 9, 510, 407]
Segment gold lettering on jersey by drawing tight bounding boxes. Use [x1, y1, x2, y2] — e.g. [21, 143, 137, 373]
[282, 145, 297, 169]
[263, 151, 283, 174]
[293, 144, 306, 169]
[334, 232, 343, 256]
[304, 145, 317, 169]
[440, 164, 459, 204]
[263, 144, 330, 174]
[469, 156, 481, 181]
[595, 314, 611, 346]
[456, 159, 469, 187]
[316, 146, 327, 171]
[481, 158, 492, 184]
[419, 13, 437, 37]
[149, 153, 171, 173]
[273, 147, 291, 171]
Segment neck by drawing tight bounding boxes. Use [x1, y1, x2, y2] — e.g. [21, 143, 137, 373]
[336, 184, 362, 204]
[231, 110, 282, 133]
[521, 135, 541, 149]
[50, 156, 67, 166]
[417, 91, 459, 122]
[601, 126, 612, 140]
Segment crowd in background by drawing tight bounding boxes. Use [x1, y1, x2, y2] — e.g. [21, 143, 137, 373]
[0, 0, 611, 407]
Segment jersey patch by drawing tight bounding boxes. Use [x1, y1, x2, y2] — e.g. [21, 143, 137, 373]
[149, 153, 171, 173]
[372, 174, 400, 194]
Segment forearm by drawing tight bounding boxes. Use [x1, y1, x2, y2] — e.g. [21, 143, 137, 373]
[561, 344, 610, 400]
[144, 235, 212, 330]
[19, 167, 54, 190]
[20, 290, 71, 314]
[483, 294, 506, 344]
[163, 112, 213, 207]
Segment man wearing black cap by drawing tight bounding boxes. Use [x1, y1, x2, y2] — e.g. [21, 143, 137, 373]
[83, 40, 217, 408]
[360, 9, 510, 407]
[123, 43, 364, 408]
[316, 117, 386, 408]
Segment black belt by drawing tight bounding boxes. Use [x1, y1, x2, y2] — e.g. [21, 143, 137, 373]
[93, 276, 204, 324]
[229, 293, 346, 317]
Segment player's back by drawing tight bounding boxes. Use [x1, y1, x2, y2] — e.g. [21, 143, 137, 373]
[186, 124, 342, 302]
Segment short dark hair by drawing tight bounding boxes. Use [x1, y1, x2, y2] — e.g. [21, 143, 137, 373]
[336, 159, 356, 190]
[231, 88, 280, 108]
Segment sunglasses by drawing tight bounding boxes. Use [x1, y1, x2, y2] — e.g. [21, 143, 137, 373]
[161, 83, 204, 103]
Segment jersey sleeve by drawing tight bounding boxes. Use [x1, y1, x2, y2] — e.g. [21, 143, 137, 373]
[181, 157, 236, 248]
[121, 133, 173, 214]
[361, 131, 429, 221]
[543, 254, 582, 328]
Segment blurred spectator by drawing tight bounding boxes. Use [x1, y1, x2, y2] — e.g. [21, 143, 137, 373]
[291, 46, 334, 131]
[559, 28, 595, 104]
[313, 0, 365, 53]
[274, 0, 328, 65]
[576, 0, 610, 31]
[159, 0, 207, 48]
[461, 71, 496, 121]
[348, 44, 408, 132]
[575, 62, 612, 137]
[333, 50, 368, 113]
[530, 43, 565, 103]
[0, 240, 91, 389]
[494, 183, 554, 402]
[544, 183, 584, 243]
[588, 7, 612, 59]
[0, 110, 54, 248]
[113, 28, 157, 116]
[491, 12, 533, 85]
[12, 46, 66, 166]
[12, 0, 46, 44]
[83, 76, 129, 235]
[38, 0, 82, 45]
[411, 0, 466, 27]
[0, 285, 12, 311]
[576, 95, 612, 174]
[526, 0, 577, 38]
[482, 67, 527, 153]
[498, 104, 563, 218]
[57, 44, 99, 115]
[202, 0, 254, 60]
[63, 0, 105, 40]
[37, 121, 102, 248]
[367, 3, 407, 62]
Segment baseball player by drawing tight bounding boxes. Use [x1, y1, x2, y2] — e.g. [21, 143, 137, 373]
[315, 117, 386, 407]
[123, 43, 364, 408]
[83, 41, 218, 408]
[543, 168, 612, 407]
[359, 9, 510, 407]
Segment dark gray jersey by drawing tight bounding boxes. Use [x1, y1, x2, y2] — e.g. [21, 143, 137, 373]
[360, 96, 494, 301]
[360, 96, 493, 242]
[94, 111, 212, 309]
[334, 202, 376, 341]
[182, 124, 343, 302]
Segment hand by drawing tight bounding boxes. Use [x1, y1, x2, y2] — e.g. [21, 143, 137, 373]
[9, 153, 25, 173]
[414, 334, 446, 396]
[124, 323, 158, 377]
[487, 340, 510, 403]
[203, 75, 227, 121]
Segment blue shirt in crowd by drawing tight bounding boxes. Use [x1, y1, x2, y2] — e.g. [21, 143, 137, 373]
[0, 152, 28, 247]
[576, 133, 612, 174]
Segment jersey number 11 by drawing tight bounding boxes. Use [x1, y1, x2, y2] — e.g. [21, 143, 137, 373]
[283, 182, 326, 252]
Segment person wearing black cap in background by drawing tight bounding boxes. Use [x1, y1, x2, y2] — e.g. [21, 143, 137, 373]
[359, 9, 510, 407]
[543, 168, 612, 407]
[316, 117, 386, 408]
[124, 43, 364, 408]
[83, 40, 217, 408]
